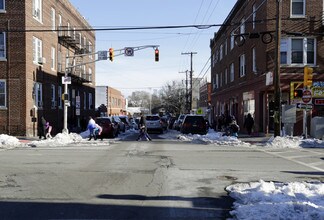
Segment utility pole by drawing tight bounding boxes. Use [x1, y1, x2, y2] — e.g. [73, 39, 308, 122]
[274, 0, 282, 137]
[181, 52, 197, 112]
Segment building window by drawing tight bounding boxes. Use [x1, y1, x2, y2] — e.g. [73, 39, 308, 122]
[58, 86, 62, 108]
[88, 93, 92, 109]
[88, 42, 93, 59]
[281, 37, 316, 65]
[220, 44, 223, 60]
[67, 22, 71, 36]
[230, 63, 234, 82]
[225, 68, 228, 85]
[34, 82, 43, 108]
[51, 84, 56, 108]
[239, 54, 246, 77]
[51, 8, 55, 31]
[0, 32, 6, 59]
[0, 0, 5, 11]
[252, 47, 257, 73]
[0, 80, 6, 108]
[32, 0, 42, 22]
[216, 74, 219, 89]
[220, 72, 223, 87]
[252, 4, 256, 29]
[291, 0, 305, 17]
[88, 68, 92, 82]
[51, 47, 56, 70]
[240, 18, 245, 40]
[224, 39, 227, 56]
[230, 31, 234, 50]
[32, 37, 42, 64]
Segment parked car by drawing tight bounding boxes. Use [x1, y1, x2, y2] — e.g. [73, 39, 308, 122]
[129, 117, 139, 130]
[119, 115, 130, 130]
[112, 115, 126, 133]
[145, 115, 163, 134]
[95, 117, 118, 139]
[173, 114, 186, 131]
[180, 115, 208, 135]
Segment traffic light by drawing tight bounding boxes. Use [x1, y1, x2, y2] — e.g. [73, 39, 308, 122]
[294, 89, 303, 98]
[304, 66, 313, 88]
[155, 48, 159, 62]
[109, 48, 114, 62]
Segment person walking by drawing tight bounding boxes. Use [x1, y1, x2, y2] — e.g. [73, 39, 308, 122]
[45, 122, 53, 139]
[136, 113, 152, 141]
[38, 116, 47, 139]
[244, 113, 254, 135]
[87, 116, 102, 140]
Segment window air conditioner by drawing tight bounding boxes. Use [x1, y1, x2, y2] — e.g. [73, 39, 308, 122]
[38, 57, 46, 64]
[33, 9, 40, 17]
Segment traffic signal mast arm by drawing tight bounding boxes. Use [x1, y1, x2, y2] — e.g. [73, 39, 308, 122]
[109, 45, 159, 61]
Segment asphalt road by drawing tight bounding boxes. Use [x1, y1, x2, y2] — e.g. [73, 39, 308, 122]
[0, 133, 322, 219]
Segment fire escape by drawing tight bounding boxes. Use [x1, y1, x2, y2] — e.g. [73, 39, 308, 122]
[57, 27, 92, 84]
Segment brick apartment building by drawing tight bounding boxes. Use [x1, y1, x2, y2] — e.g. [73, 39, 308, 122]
[95, 86, 126, 116]
[0, 0, 96, 137]
[210, 0, 324, 135]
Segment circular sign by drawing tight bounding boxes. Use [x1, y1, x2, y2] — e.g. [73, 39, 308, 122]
[302, 89, 312, 104]
[124, 47, 134, 56]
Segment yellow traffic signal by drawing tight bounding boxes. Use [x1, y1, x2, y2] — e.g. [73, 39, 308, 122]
[109, 48, 114, 62]
[304, 66, 313, 88]
[155, 48, 159, 62]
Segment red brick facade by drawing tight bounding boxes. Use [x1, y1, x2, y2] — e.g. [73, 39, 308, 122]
[210, 0, 324, 135]
[0, 0, 96, 136]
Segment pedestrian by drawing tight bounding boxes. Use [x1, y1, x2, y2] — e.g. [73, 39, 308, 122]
[87, 116, 102, 140]
[136, 113, 152, 141]
[230, 119, 240, 137]
[38, 116, 47, 139]
[244, 113, 254, 135]
[45, 122, 53, 139]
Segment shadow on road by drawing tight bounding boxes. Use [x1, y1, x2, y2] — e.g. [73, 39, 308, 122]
[282, 171, 324, 176]
[0, 194, 234, 219]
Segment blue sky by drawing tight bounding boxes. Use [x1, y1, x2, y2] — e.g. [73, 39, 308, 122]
[69, 0, 237, 97]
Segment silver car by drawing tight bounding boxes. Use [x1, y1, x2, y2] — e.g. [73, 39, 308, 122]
[145, 115, 163, 134]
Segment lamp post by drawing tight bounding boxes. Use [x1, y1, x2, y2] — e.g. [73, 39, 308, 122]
[273, 0, 282, 137]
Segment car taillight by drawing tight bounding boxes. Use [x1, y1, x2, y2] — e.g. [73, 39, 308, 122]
[183, 123, 189, 128]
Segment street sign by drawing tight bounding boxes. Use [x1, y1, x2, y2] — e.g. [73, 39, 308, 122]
[98, 51, 108, 60]
[124, 47, 134, 56]
[62, 76, 71, 84]
[296, 102, 313, 110]
[302, 89, 312, 104]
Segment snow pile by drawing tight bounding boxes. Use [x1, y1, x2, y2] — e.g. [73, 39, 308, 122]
[226, 180, 324, 220]
[161, 130, 249, 146]
[266, 136, 324, 149]
[0, 134, 22, 148]
[29, 132, 83, 147]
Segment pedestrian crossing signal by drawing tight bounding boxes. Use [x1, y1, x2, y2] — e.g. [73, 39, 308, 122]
[155, 48, 159, 62]
[294, 89, 303, 98]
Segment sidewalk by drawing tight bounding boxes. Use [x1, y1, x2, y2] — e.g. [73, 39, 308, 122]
[238, 133, 273, 144]
[16, 136, 39, 144]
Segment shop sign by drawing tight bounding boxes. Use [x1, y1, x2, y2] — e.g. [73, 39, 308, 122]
[312, 87, 324, 98]
[315, 99, 324, 105]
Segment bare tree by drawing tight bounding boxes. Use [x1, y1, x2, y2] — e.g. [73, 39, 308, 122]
[160, 81, 186, 114]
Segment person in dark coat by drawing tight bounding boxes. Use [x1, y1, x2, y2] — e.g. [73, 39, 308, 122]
[136, 113, 152, 141]
[38, 116, 47, 139]
[244, 113, 254, 135]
